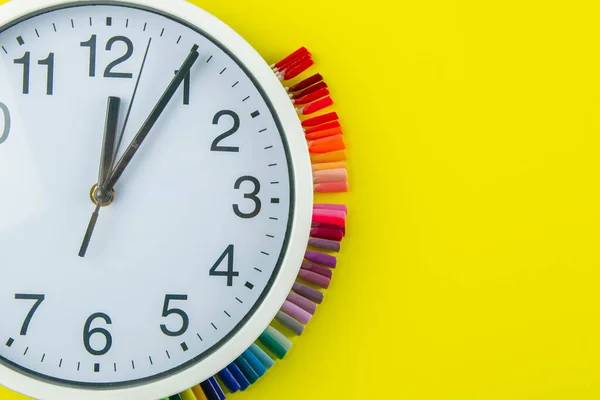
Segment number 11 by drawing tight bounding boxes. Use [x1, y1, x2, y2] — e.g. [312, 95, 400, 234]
[13, 52, 55, 95]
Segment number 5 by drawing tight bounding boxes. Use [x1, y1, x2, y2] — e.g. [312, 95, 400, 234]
[160, 295, 189, 337]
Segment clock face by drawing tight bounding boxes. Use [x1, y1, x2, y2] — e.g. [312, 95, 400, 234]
[0, 0, 305, 392]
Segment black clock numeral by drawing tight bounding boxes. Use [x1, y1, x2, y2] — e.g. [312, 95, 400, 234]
[0, 102, 10, 145]
[175, 69, 191, 105]
[13, 52, 30, 94]
[14, 52, 54, 95]
[80, 34, 97, 77]
[233, 176, 262, 219]
[104, 36, 134, 78]
[83, 313, 113, 356]
[15, 294, 45, 336]
[37, 53, 55, 95]
[81, 35, 134, 79]
[209, 245, 239, 287]
[160, 295, 189, 337]
[211, 110, 240, 152]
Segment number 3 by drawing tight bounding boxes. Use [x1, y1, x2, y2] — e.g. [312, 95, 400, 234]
[233, 176, 262, 219]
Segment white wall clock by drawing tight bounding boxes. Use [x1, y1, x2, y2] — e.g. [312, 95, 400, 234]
[0, 0, 325, 398]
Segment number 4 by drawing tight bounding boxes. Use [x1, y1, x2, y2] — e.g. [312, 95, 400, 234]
[209, 245, 239, 287]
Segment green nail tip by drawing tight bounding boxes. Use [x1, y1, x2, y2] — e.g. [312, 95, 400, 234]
[259, 331, 288, 359]
[265, 326, 292, 351]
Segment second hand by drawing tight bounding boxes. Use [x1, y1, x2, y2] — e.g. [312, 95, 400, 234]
[113, 37, 153, 166]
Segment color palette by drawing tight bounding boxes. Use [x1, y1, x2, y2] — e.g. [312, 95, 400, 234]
[167, 47, 349, 400]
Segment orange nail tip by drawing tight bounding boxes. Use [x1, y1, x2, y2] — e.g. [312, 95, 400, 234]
[308, 134, 346, 154]
[312, 161, 347, 171]
[313, 168, 347, 184]
[304, 120, 341, 134]
[310, 150, 347, 163]
[305, 126, 343, 141]
[314, 182, 349, 193]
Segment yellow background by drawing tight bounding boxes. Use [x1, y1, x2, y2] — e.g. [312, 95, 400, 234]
[2, 0, 600, 399]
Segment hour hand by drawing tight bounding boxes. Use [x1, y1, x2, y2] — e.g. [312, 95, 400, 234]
[78, 96, 121, 258]
[96, 96, 120, 201]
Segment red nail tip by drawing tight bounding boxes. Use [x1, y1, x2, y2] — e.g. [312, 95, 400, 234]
[305, 121, 341, 134]
[301, 112, 339, 127]
[283, 58, 315, 81]
[292, 81, 328, 99]
[277, 51, 311, 73]
[312, 222, 345, 236]
[310, 228, 344, 241]
[288, 74, 324, 93]
[312, 211, 346, 227]
[293, 87, 330, 105]
[273, 47, 310, 69]
[300, 96, 334, 115]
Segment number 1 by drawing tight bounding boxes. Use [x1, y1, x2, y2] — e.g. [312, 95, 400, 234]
[175, 69, 191, 105]
[38, 53, 55, 95]
[13, 52, 30, 94]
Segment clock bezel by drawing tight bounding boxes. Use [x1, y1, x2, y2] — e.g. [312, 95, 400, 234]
[0, 0, 313, 399]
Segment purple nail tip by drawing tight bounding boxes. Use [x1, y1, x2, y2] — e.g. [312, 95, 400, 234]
[287, 292, 317, 314]
[305, 250, 337, 268]
[298, 270, 331, 289]
[292, 282, 324, 304]
[301, 261, 333, 279]
[308, 237, 341, 252]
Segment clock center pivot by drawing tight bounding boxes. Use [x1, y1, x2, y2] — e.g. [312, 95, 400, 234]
[89, 184, 115, 207]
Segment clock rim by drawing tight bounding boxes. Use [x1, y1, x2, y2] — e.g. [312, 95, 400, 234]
[0, 0, 313, 399]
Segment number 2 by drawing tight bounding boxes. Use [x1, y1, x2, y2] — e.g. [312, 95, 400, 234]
[211, 110, 240, 152]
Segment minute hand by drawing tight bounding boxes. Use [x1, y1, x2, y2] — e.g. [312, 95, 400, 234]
[105, 44, 200, 190]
